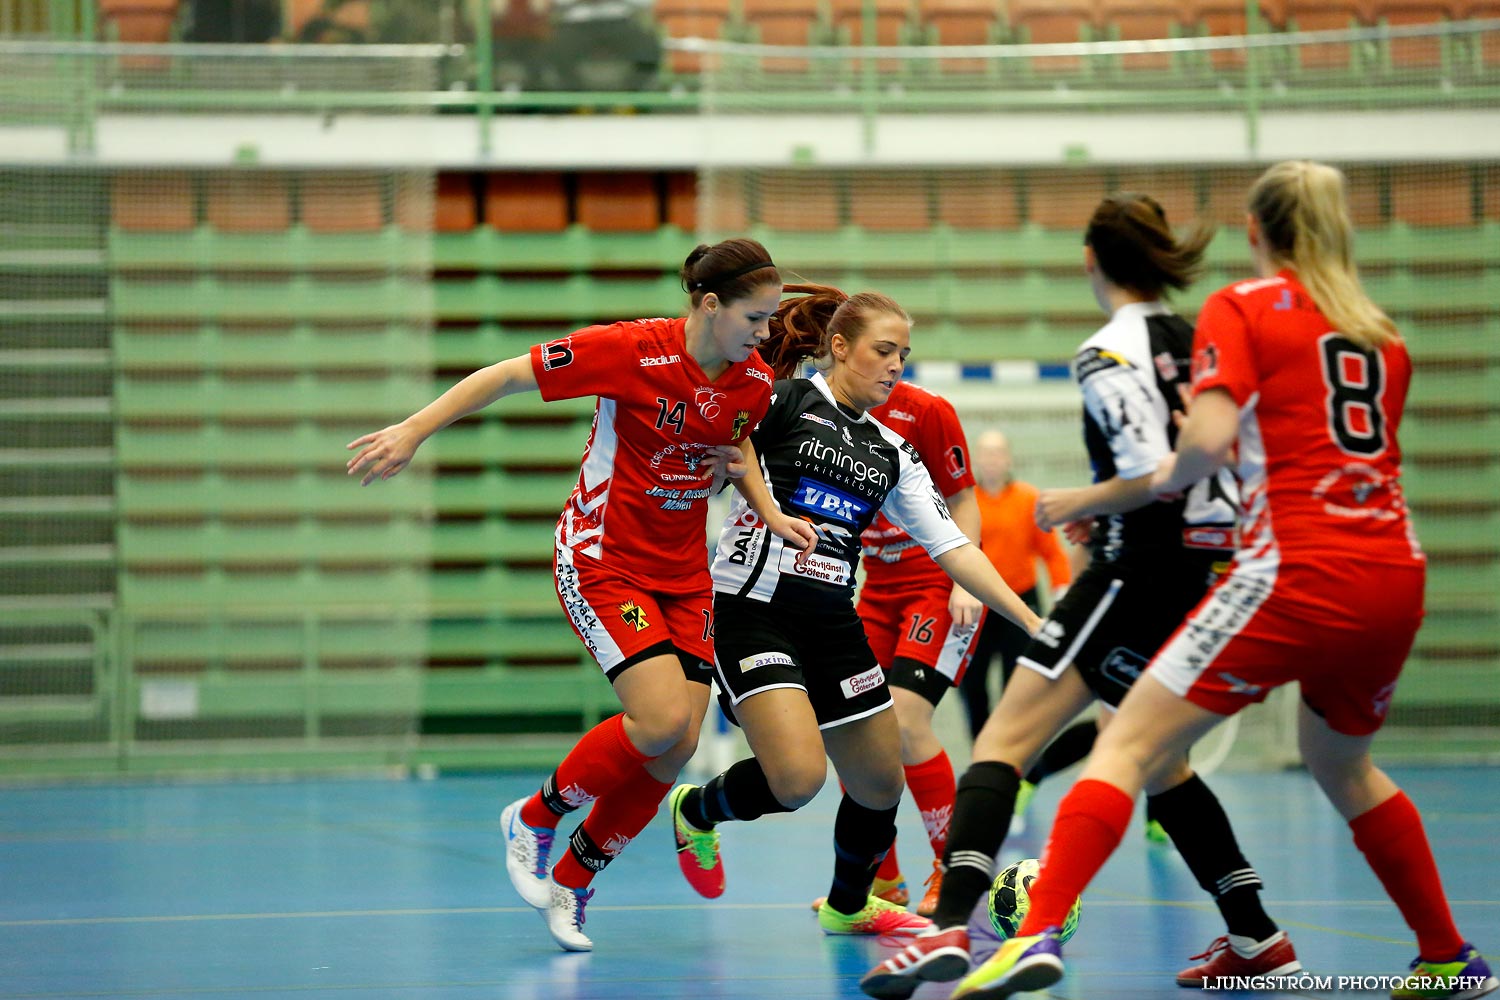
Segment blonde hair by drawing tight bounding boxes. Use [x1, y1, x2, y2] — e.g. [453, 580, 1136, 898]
[1248, 160, 1397, 351]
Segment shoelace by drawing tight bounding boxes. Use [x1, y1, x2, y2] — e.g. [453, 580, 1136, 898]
[1188, 937, 1231, 963]
[571, 887, 595, 927]
[532, 829, 554, 878]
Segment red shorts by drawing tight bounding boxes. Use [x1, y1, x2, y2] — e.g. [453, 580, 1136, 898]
[1148, 556, 1425, 736]
[554, 541, 714, 682]
[858, 581, 979, 685]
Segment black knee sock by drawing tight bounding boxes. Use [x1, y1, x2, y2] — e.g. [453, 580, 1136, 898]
[933, 760, 1022, 930]
[681, 757, 794, 829]
[1023, 721, 1098, 786]
[826, 795, 899, 915]
[1148, 774, 1279, 943]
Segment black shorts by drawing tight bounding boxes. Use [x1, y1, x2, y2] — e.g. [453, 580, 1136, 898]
[1017, 554, 1225, 708]
[712, 593, 892, 730]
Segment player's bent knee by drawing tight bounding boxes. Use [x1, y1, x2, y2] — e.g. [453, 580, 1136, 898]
[626, 705, 693, 757]
[765, 762, 826, 809]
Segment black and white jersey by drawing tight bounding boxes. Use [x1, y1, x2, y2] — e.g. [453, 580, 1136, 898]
[711, 372, 969, 608]
[1076, 301, 1239, 561]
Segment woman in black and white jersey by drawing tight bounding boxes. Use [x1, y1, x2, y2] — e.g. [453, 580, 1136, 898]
[862, 194, 1298, 999]
[664, 285, 1043, 938]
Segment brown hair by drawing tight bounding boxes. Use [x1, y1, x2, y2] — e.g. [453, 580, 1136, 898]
[679, 238, 780, 308]
[1248, 160, 1397, 351]
[759, 284, 911, 380]
[1085, 193, 1214, 298]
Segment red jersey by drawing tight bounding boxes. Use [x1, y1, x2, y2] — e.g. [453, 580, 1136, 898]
[530, 317, 774, 584]
[1192, 270, 1423, 571]
[860, 380, 976, 590]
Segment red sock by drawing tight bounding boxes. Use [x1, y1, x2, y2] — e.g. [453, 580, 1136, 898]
[520, 713, 652, 829]
[552, 764, 674, 890]
[904, 749, 956, 859]
[1350, 791, 1464, 961]
[1017, 779, 1133, 936]
[877, 839, 902, 883]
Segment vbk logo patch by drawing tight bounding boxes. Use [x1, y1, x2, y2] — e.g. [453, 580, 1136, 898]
[789, 478, 870, 525]
[619, 601, 650, 632]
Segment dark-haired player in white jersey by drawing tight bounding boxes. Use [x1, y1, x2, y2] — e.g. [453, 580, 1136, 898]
[347, 238, 785, 953]
[862, 194, 1296, 999]
[663, 284, 1043, 938]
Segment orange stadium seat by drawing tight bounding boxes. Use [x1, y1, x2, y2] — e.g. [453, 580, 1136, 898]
[700, 172, 751, 233]
[1099, 0, 1193, 71]
[919, 0, 1002, 72]
[742, 0, 827, 71]
[1391, 165, 1474, 227]
[665, 173, 698, 231]
[936, 171, 1022, 229]
[99, 0, 179, 41]
[112, 172, 196, 232]
[1203, 167, 1266, 226]
[485, 172, 569, 233]
[1458, 1, 1500, 68]
[287, 0, 371, 40]
[1025, 169, 1109, 230]
[301, 173, 385, 233]
[1280, 0, 1374, 69]
[758, 173, 842, 231]
[427, 173, 478, 232]
[577, 173, 661, 232]
[1482, 165, 1500, 222]
[829, 0, 912, 46]
[205, 173, 293, 233]
[1189, 0, 1272, 69]
[1005, 0, 1100, 73]
[1342, 166, 1385, 227]
[653, 0, 735, 74]
[1372, 0, 1457, 68]
[849, 174, 931, 231]
[1115, 168, 1200, 225]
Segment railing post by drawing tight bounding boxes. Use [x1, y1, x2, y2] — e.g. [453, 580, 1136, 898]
[1244, 0, 1261, 158]
[474, 0, 494, 157]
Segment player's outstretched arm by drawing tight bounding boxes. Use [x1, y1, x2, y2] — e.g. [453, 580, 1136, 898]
[346, 355, 539, 486]
[935, 544, 1043, 637]
[1034, 475, 1156, 531]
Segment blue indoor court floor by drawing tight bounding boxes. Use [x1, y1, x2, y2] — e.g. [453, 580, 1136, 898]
[0, 767, 1494, 1000]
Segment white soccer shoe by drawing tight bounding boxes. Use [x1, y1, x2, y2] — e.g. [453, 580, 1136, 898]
[545, 881, 595, 952]
[501, 796, 555, 909]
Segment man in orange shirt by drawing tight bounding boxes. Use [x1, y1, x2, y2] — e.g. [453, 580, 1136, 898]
[964, 429, 1094, 833]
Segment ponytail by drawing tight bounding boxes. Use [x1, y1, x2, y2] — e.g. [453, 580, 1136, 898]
[759, 284, 912, 380]
[1085, 192, 1214, 298]
[1249, 161, 1397, 351]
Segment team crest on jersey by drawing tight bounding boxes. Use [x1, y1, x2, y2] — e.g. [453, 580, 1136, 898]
[946, 445, 968, 479]
[1154, 350, 1180, 382]
[731, 409, 750, 438]
[619, 601, 650, 632]
[1193, 343, 1220, 382]
[841, 425, 855, 447]
[695, 387, 726, 420]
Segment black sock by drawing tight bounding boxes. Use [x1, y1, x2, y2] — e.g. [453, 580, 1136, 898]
[564, 825, 613, 880]
[826, 795, 899, 915]
[1024, 721, 1098, 786]
[933, 760, 1021, 929]
[682, 757, 794, 829]
[1148, 774, 1279, 942]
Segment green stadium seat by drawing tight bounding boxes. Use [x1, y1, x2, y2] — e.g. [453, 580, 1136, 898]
[114, 275, 432, 322]
[114, 323, 432, 372]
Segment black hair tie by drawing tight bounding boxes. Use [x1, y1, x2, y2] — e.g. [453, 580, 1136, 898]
[688, 259, 776, 292]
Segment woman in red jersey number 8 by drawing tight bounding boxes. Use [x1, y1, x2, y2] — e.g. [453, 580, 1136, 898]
[347, 238, 801, 954]
[953, 164, 1497, 1000]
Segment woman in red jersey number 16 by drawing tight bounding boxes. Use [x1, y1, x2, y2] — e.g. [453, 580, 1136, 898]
[346, 239, 802, 954]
